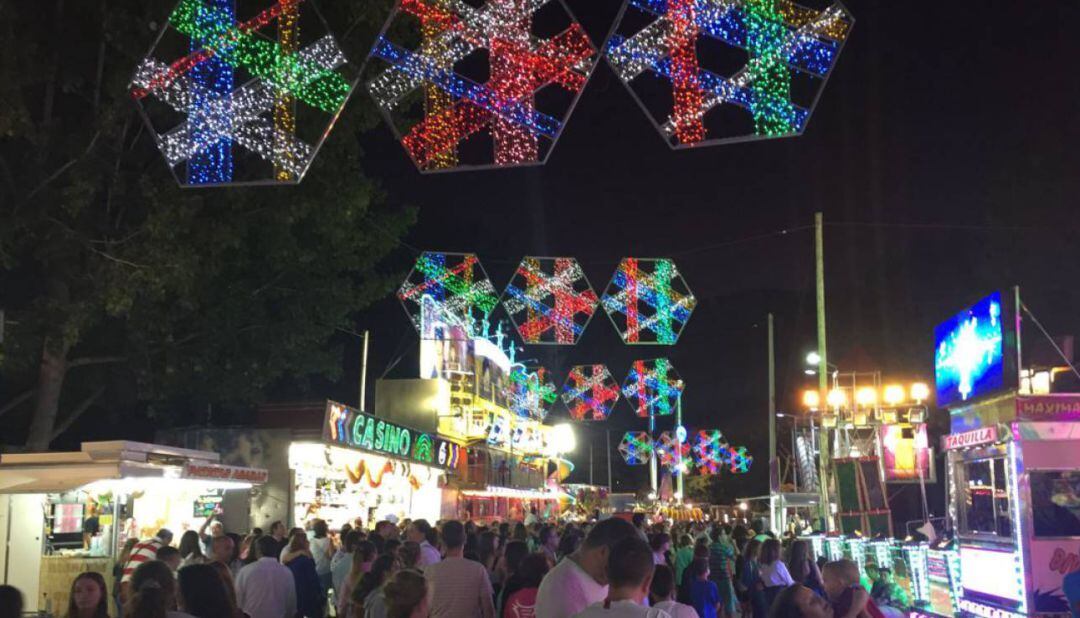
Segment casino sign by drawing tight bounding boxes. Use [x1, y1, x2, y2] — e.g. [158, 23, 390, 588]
[322, 401, 462, 470]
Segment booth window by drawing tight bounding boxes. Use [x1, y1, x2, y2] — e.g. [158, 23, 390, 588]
[1030, 470, 1080, 538]
[960, 457, 1012, 538]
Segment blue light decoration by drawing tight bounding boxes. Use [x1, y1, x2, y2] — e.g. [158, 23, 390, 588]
[188, 0, 235, 184]
[622, 358, 684, 417]
[934, 291, 1007, 407]
[619, 431, 653, 465]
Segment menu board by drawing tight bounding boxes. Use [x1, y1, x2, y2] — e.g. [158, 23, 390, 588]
[193, 492, 223, 518]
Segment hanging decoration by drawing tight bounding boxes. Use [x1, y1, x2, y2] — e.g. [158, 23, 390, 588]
[364, 0, 601, 172]
[619, 431, 654, 465]
[655, 431, 691, 469]
[130, 0, 359, 186]
[561, 364, 620, 421]
[503, 257, 599, 345]
[622, 358, 684, 417]
[505, 366, 558, 420]
[397, 252, 499, 335]
[605, 0, 853, 148]
[692, 429, 730, 474]
[602, 258, 696, 344]
[728, 445, 754, 473]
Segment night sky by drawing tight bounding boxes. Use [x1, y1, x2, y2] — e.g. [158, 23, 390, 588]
[331, 1, 1080, 516]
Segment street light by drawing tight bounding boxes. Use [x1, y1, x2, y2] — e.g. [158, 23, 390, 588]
[552, 423, 576, 455]
[910, 382, 930, 403]
[826, 388, 847, 408]
[883, 385, 905, 406]
[806, 351, 822, 365]
[802, 390, 821, 409]
[855, 387, 877, 407]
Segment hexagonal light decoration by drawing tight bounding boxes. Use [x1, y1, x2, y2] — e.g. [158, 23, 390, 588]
[602, 258, 696, 345]
[397, 252, 499, 335]
[622, 358, 684, 417]
[363, 0, 601, 172]
[692, 429, 730, 474]
[505, 366, 558, 420]
[502, 257, 599, 345]
[129, 0, 360, 187]
[619, 431, 654, 465]
[729, 445, 753, 473]
[605, 0, 853, 148]
[655, 430, 691, 469]
[561, 364, 620, 421]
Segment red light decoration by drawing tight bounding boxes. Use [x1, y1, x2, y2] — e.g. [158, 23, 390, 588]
[503, 257, 599, 345]
[561, 364, 620, 421]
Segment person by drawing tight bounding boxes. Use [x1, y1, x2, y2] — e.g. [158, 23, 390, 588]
[821, 561, 885, 618]
[558, 529, 582, 560]
[652, 533, 672, 566]
[340, 542, 378, 617]
[284, 531, 326, 618]
[787, 541, 823, 596]
[67, 572, 109, 618]
[632, 513, 649, 542]
[178, 530, 206, 567]
[768, 585, 834, 618]
[1063, 568, 1080, 618]
[235, 535, 298, 618]
[349, 554, 396, 618]
[114, 538, 139, 613]
[707, 532, 736, 618]
[268, 521, 289, 559]
[649, 565, 698, 618]
[198, 512, 225, 554]
[125, 560, 195, 618]
[535, 516, 638, 618]
[673, 536, 694, 587]
[0, 585, 23, 618]
[382, 570, 429, 618]
[424, 520, 495, 618]
[406, 519, 441, 567]
[679, 542, 709, 605]
[208, 561, 243, 617]
[120, 529, 174, 602]
[479, 531, 501, 576]
[310, 520, 335, 598]
[758, 540, 794, 588]
[177, 563, 240, 618]
[399, 541, 422, 571]
[209, 535, 240, 575]
[736, 539, 764, 618]
[496, 540, 531, 614]
[688, 559, 719, 618]
[525, 506, 539, 526]
[333, 531, 363, 601]
[538, 526, 559, 566]
[572, 537, 671, 618]
[502, 553, 549, 618]
[156, 546, 183, 572]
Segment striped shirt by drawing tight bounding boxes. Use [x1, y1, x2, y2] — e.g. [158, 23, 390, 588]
[121, 538, 165, 582]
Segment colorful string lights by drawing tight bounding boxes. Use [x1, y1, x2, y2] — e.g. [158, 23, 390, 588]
[655, 430, 691, 469]
[561, 364, 620, 421]
[728, 445, 753, 473]
[505, 366, 558, 420]
[692, 429, 730, 474]
[503, 257, 599, 345]
[619, 431, 654, 465]
[364, 0, 601, 172]
[622, 358, 684, 417]
[397, 252, 500, 335]
[605, 0, 852, 147]
[602, 258, 696, 345]
[130, 0, 358, 186]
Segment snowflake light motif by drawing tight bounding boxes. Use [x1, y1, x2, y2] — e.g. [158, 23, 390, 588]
[505, 366, 558, 420]
[364, 0, 601, 172]
[655, 431, 691, 469]
[602, 258, 696, 345]
[397, 252, 499, 335]
[561, 364, 620, 421]
[502, 257, 599, 345]
[692, 429, 730, 474]
[622, 358, 684, 418]
[605, 0, 852, 147]
[129, 0, 359, 186]
[729, 445, 753, 473]
[619, 431, 654, 465]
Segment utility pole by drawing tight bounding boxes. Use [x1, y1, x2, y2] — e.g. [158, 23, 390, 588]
[768, 313, 778, 531]
[815, 212, 832, 531]
[359, 330, 370, 412]
[676, 394, 684, 502]
[649, 408, 657, 496]
[606, 429, 613, 492]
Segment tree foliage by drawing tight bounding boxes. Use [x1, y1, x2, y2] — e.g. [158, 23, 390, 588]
[0, 0, 411, 449]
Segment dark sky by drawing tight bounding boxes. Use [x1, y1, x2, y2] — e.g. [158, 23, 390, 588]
[344, 0, 1080, 506]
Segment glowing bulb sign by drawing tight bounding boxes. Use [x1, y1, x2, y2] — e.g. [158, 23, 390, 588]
[934, 291, 1015, 407]
[323, 401, 462, 469]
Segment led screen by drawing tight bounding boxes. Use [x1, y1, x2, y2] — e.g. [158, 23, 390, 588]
[934, 291, 1008, 407]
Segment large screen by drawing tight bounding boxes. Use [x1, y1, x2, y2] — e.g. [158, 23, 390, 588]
[934, 291, 1013, 407]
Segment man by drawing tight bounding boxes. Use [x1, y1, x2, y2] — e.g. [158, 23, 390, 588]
[535, 517, 638, 618]
[156, 546, 183, 572]
[210, 535, 240, 576]
[632, 513, 649, 542]
[407, 519, 441, 567]
[119, 528, 173, 602]
[572, 537, 671, 618]
[268, 520, 289, 559]
[525, 506, 539, 526]
[539, 525, 560, 566]
[424, 520, 495, 618]
[199, 510, 226, 553]
[236, 535, 298, 618]
[651, 533, 671, 566]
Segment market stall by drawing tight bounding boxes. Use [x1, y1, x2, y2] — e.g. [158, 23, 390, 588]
[0, 441, 266, 613]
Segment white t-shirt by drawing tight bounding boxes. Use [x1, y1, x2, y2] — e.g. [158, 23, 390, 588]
[654, 600, 699, 618]
[758, 561, 795, 587]
[311, 536, 333, 574]
[573, 599, 671, 618]
[536, 557, 607, 618]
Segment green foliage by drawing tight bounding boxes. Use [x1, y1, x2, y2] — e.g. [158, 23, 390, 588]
[0, 0, 409, 440]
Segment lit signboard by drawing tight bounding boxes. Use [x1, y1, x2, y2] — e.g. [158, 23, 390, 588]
[323, 401, 462, 470]
[880, 424, 934, 482]
[959, 546, 1025, 603]
[934, 291, 1015, 407]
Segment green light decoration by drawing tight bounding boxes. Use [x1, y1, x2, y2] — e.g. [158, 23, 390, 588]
[744, 0, 797, 136]
[412, 433, 434, 463]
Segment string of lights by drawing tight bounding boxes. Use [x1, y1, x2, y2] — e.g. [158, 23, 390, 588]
[561, 364, 620, 421]
[397, 252, 500, 335]
[505, 366, 558, 420]
[619, 431, 654, 465]
[602, 258, 696, 345]
[503, 257, 599, 345]
[692, 429, 730, 474]
[655, 430, 691, 469]
[622, 358, 684, 418]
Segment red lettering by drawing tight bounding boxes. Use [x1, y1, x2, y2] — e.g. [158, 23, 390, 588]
[1048, 547, 1080, 575]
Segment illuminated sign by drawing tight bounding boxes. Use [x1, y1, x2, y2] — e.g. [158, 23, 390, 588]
[959, 546, 1025, 603]
[934, 291, 1012, 407]
[183, 463, 269, 484]
[323, 401, 462, 470]
[1016, 395, 1080, 421]
[942, 426, 999, 450]
[880, 424, 933, 482]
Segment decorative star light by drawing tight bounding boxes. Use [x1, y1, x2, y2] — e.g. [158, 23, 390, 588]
[692, 429, 730, 474]
[503, 257, 599, 345]
[398, 252, 499, 335]
[729, 445, 753, 473]
[129, 0, 359, 186]
[505, 366, 558, 420]
[561, 364, 620, 421]
[602, 258, 696, 344]
[622, 358, 684, 417]
[619, 431, 654, 465]
[655, 430, 691, 469]
[364, 0, 601, 172]
[605, 0, 852, 147]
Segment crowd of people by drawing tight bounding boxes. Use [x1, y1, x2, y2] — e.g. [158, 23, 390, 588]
[0, 511, 909, 618]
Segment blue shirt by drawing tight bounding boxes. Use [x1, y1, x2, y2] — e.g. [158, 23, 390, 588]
[1063, 569, 1080, 618]
[690, 579, 719, 618]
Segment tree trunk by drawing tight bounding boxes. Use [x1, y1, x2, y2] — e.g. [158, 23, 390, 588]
[25, 337, 70, 451]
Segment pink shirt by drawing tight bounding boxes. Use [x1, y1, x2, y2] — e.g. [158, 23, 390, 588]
[505, 588, 539, 618]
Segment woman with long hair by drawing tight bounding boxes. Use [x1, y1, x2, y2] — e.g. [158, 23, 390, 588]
[207, 561, 242, 617]
[67, 572, 109, 618]
[787, 540, 824, 595]
[124, 560, 194, 618]
[494, 541, 529, 615]
[339, 541, 378, 616]
[350, 554, 397, 618]
[478, 531, 500, 576]
[382, 570, 428, 618]
[177, 564, 239, 618]
[500, 553, 549, 618]
[284, 532, 325, 618]
[178, 531, 206, 567]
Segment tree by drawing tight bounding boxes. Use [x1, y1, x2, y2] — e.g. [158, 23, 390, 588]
[0, 0, 410, 450]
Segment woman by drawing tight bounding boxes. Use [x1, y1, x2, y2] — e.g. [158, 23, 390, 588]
[673, 535, 695, 587]
[67, 572, 109, 618]
[178, 531, 206, 567]
[207, 561, 242, 617]
[769, 584, 834, 618]
[339, 541, 378, 616]
[537, 526, 559, 566]
[398, 541, 421, 571]
[708, 530, 737, 618]
[382, 570, 429, 618]
[177, 563, 240, 618]
[124, 560, 196, 618]
[350, 554, 397, 618]
[759, 539, 794, 613]
[285, 532, 326, 618]
[500, 553, 549, 618]
[333, 531, 362, 603]
[787, 540, 824, 596]
[556, 529, 580, 560]
[310, 520, 335, 599]
[494, 540, 529, 614]
[649, 565, 697, 618]
[478, 531, 500, 576]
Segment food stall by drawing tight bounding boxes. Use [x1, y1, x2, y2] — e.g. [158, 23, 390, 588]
[0, 441, 266, 613]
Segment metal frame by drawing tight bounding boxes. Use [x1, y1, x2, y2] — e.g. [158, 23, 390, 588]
[601, 257, 697, 345]
[500, 256, 601, 346]
[397, 251, 499, 336]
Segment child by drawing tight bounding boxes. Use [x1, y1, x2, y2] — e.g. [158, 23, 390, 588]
[689, 558, 720, 618]
[650, 565, 699, 618]
[572, 537, 670, 618]
[822, 560, 884, 618]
